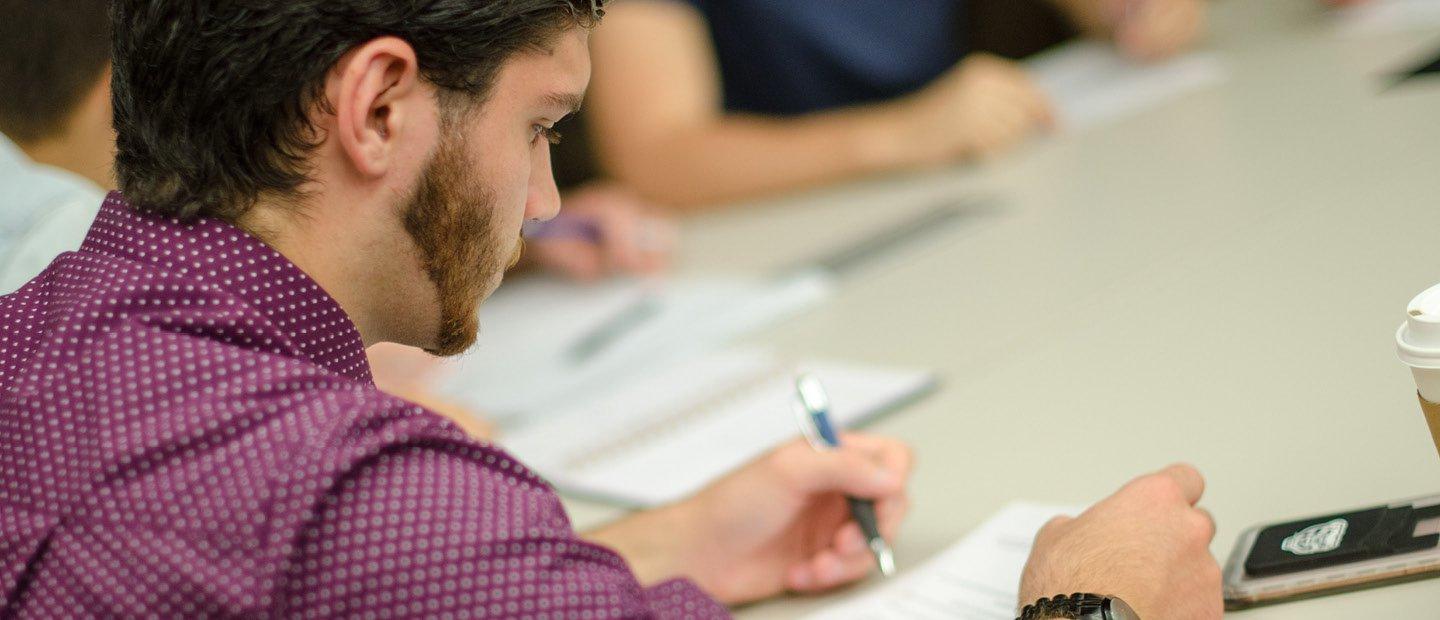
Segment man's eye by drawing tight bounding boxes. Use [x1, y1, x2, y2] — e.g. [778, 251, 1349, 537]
[533, 125, 563, 145]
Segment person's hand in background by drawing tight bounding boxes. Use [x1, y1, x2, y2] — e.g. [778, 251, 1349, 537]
[522, 181, 677, 282]
[1019, 464, 1223, 619]
[895, 53, 1055, 163]
[1110, 0, 1207, 61]
[1053, 0, 1206, 61]
[1111, 0, 1203, 60]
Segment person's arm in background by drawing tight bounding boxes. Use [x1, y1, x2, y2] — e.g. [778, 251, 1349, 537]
[1049, 0, 1208, 61]
[587, 1, 1054, 210]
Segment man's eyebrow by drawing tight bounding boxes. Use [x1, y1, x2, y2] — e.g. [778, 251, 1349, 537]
[543, 92, 585, 116]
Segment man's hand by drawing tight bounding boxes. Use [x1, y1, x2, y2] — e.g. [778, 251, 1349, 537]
[587, 435, 914, 605]
[896, 53, 1055, 164]
[1019, 464, 1223, 619]
[525, 181, 675, 282]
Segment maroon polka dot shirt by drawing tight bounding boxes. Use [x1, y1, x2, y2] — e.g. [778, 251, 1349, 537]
[0, 194, 728, 618]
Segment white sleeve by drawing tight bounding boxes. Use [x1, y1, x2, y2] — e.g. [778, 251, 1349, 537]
[0, 193, 102, 293]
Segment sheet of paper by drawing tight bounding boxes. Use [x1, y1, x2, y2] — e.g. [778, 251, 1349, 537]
[503, 348, 936, 507]
[1335, 0, 1440, 37]
[809, 503, 1083, 620]
[1029, 41, 1226, 131]
[438, 271, 834, 421]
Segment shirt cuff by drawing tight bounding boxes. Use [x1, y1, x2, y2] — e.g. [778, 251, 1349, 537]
[642, 578, 731, 619]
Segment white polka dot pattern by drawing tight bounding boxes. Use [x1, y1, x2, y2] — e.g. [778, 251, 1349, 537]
[0, 194, 728, 618]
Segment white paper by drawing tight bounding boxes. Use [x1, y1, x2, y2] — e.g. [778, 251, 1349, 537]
[809, 503, 1084, 620]
[438, 270, 834, 421]
[503, 348, 936, 507]
[1335, 0, 1440, 36]
[1029, 41, 1227, 131]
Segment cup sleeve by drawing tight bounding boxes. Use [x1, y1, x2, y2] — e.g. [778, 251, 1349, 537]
[1417, 393, 1440, 460]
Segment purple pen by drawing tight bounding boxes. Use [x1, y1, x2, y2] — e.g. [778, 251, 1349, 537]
[523, 215, 604, 243]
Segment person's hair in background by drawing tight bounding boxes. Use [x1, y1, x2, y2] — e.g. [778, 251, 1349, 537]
[0, 0, 110, 143]
[110, 0, 599, 222]
[0, 0, 113, 187]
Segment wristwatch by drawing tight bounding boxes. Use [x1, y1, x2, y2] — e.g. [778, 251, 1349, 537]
[1016, 593, 1140, 620]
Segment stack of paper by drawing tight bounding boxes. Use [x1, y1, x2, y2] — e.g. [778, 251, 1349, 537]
[439, 271, 834, 421]
[503, 348, 936, 507]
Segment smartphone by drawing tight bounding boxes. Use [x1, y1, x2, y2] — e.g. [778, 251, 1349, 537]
[1222, 494, 1440, 610]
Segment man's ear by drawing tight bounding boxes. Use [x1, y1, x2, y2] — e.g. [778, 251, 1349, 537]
[327, 37, 423, 178]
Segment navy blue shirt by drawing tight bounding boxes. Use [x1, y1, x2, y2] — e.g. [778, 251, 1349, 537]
[681, 0, 967, 116]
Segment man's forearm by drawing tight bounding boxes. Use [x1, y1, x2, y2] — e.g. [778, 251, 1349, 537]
[582, 501, 698, 586]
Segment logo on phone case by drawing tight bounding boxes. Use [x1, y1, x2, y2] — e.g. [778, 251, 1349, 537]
[1280, 518, 1348, 555]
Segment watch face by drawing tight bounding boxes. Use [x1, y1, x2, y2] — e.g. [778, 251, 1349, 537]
[1105, 597, 1141, 620]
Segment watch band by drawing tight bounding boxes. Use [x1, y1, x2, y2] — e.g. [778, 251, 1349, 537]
[1016, 593, 1115, 620]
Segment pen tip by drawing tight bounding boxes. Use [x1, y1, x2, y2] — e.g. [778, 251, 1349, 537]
[871, 539, 896, 577]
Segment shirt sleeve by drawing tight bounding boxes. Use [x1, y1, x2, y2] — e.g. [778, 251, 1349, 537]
[0, 192, 101, 293]
[279, 443, 729, 619]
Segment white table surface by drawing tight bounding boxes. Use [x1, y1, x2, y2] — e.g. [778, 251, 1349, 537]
[558, 1, 1440, 616]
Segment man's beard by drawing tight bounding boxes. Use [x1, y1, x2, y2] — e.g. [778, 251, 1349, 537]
[401, 131, 516, 357]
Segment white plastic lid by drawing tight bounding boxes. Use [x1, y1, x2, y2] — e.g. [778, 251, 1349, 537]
[1397, 283, 1440, 368]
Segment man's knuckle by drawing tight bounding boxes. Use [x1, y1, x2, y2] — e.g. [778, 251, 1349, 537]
[1142, 474, 1184, 501]
[1202, 561, 1223, 584]
[1040, 515, 1070, 534]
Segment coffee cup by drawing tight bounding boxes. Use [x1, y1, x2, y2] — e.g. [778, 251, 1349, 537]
[1396, 282, 1440, 458]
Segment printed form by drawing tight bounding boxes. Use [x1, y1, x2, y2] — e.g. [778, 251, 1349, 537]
[809, 503, 1083, 620]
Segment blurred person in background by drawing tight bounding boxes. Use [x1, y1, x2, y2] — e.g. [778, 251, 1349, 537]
[578, 0, 1207, 208]
[0, 0, 112, 292]
[0, 0, 670, 440]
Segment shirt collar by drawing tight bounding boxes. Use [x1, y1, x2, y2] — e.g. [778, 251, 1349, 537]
[84, 192, 374, 383]
[0, 131, 31, 171]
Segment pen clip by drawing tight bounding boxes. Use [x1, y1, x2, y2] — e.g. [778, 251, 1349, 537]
[793, 373, 835, 450]
[793, 399, 829, 451]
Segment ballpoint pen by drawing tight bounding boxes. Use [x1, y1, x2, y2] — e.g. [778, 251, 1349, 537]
[792, 373, 897, 577]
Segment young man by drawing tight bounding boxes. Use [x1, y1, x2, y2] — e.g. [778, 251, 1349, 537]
[0, 0, 665, 439]
[0, 1, 1221, 617]
[584, 0, 1207, 207]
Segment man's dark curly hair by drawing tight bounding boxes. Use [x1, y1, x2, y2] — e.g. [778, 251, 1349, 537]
[111, 1, 603, 221]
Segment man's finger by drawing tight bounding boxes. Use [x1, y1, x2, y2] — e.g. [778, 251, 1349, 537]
[788, 444, 903, 498]
[1192, 506, 1217, 543]
[832, 521, 867, 556]
[837, 434, 914, 480]
[595, 209, 646, 272]
[804, 547, 874, 591]
[531, 240, 605, 281]
[877, 492, 911, 540]
[1156, 463, 1206, 505]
